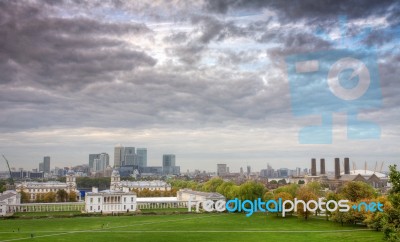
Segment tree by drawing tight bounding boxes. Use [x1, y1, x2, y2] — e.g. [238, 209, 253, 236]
[216, 181, 235, 200]
[388, 164, 400, 208]
[44, 192, 56, 203]
[57, 189, 68, 202]
[263, 191, 274, 201]
[324, 192, 341, 220]
[274, 184, 299, 198]
[274, 192, 293, 217]
[298, 180, 305, 185]
[296, 186, 317, 220]
[339, 181, 376, 202]
[35, 193, 44, 203]
[278, 179, 287, 185]
[68, 191, 78, 202]
[20, 191, 30, 203]
[381, 165, 400, 241]
[331, 209, 353, 226]
[237, 181, 265, 201]
[202, 177, 224, 192]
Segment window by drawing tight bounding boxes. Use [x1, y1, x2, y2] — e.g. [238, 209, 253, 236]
[131, 197, 133, 202]
[90, 198, 93, 203]
[98, 198, 100, 203]
[131, 205, 133, 209]
[124, 205, 126, 210]
[90, 206, 92, 211]
[98, 206, 100, 210]
[124, 197, 126, 202]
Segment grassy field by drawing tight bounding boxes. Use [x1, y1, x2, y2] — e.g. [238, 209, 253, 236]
[0, 212, 383, 242]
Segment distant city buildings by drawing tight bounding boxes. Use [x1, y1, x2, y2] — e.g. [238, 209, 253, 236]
[89, 153, 110, 173]
[217, 164, 228, 176]
[136, 148, 147, 167]
[113, 145, 147, 169]
[113, 145, 124, 168]
[43, 156, 50, 174]
[11, 170, 43, 179]
[162, 154, 180, 175]
[113, 145, 178, 177]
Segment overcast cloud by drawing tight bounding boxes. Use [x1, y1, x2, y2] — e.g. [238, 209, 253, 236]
[0, 0, 399, 172]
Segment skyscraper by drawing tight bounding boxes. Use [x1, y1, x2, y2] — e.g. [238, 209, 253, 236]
[43, 156, 50, 173]
[124, 147, 136, 166]
[217, 164, 227, 176]
[163, 154, 179, 175]
[136, 148, 147, 167]
[114, 145, 124, 168]
[89, 154, 100, 171]
[39, 162, 44, 172]
[162, 154, 175, 167]
[93, 153, 109, 172]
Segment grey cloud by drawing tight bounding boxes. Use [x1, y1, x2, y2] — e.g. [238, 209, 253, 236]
[204, 0, 399, 23]
[0, 1, 155, 90]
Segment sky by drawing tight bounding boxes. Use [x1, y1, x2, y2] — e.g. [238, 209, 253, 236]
[0, 0, 399, 173]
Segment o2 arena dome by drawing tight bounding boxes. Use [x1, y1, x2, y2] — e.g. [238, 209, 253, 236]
[340, 170, 386, 178]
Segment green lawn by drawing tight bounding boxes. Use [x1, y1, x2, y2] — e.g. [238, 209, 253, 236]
[0, 212, 383, 242]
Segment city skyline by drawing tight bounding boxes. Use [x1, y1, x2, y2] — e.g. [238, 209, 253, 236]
[0, 1, 399, 172]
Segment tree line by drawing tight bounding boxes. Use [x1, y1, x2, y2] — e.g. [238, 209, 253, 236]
[20, 190, 78, 203]
[169, 165, 400, 241]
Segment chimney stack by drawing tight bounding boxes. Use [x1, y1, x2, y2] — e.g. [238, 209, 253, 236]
[311, 158, 317, 176]
[344, 157, 350, 175]
[335, 158, 340, 179]
[320, 158, 326, 175]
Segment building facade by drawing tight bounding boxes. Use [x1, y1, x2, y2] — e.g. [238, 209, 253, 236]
[15, 171, 80, 201]
[136, 148, 147, 167]
[43, 156, 50, 173]
[0, 191, 21, 216]
[85, 187, 137, 213]
[114, 145, 124, 168]
[110, 170, 171, 191]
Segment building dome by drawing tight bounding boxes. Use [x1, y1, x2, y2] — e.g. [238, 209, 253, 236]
[112, 169, 120, 176]
[340, 170, 386, 178]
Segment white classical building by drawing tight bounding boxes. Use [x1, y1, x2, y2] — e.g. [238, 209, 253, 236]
[110, 170, 171, 191]
[85, 187, 137, 213]
[0, 190, 21, 216]
[16, 170, 80, 201]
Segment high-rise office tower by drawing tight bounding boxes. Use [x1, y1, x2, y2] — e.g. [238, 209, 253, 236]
[114, 145, 124, 168]
[89, 154, 100, 171]
[136, 148, 147, 167]
[43, 156, 50, 173]
[124, 147, 136, 166]
[93, 153, 109, 172]
[163, 154, 178, 174]
[217, 164, 227, 176]
[163, 154, 175, 167]
[39, 162, 44, 172]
